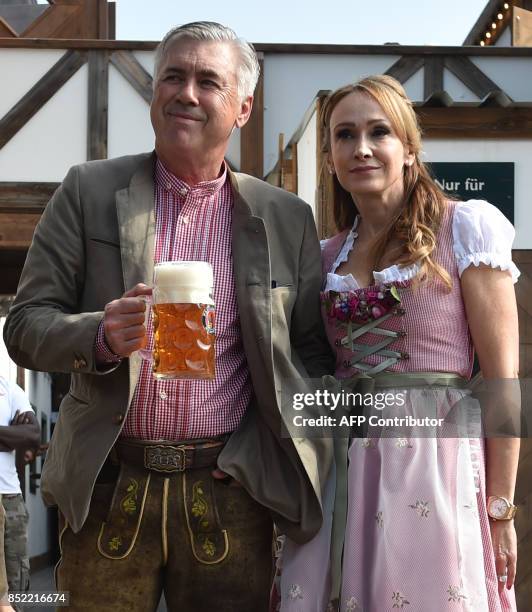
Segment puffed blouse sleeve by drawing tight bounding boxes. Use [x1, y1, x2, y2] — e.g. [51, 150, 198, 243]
[452, 199, 520, 283]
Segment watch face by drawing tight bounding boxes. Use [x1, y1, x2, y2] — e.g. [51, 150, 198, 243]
[489, 498, 509, 518]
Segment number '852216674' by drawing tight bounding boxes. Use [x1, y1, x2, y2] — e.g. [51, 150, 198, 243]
[5, 591, 70, 606]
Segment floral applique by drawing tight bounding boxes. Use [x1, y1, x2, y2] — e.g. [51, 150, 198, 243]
[288, 584, 303, 600]
[408, 500, 430, 518]
[108, 535, 122, 551]
[392, 592, 410, 607]
[191, 481, 210, 528]
[346, 596, 361, 610]
[396, 438, 412, 448]
[322, 284, 403, 324]
[447, 585, 467, 602]
[121, 479, 139, 515]
[201, 536, 215, 558]
[360, 438, 375, 449]
[375, 511, 384, 528]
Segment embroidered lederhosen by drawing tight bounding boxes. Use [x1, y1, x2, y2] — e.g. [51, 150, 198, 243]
[97, 441, 229, 564]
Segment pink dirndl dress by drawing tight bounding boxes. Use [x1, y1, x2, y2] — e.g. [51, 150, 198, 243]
[274, 202, 518, 612]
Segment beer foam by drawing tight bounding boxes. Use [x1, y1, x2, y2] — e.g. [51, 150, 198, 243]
[155, 287, 213, 305]
[154, 261, 214, 305]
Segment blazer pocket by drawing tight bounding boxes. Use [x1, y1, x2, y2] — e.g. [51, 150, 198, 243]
[89, 237, 120, 249]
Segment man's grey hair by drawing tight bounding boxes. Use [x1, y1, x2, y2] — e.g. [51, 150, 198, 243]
[153, 21, 260, 100]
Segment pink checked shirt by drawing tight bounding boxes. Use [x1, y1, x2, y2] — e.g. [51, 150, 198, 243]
[98, 159, 252, 440]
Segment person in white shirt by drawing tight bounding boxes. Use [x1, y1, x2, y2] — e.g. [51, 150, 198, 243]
[0, 376, 39, 605]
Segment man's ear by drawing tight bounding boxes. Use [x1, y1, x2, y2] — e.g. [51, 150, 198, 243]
[235, 95, 254, 129]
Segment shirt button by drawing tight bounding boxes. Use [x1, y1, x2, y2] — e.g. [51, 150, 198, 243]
[180, 188, 187, 196]
[159, 390, 168, 400]
[165, 182, 172, 190]
[181, 217, 189, 225]
[112, 413, 124, 424]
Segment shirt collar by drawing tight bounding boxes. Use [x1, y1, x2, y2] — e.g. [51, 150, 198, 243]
[155, 158, 228, 198]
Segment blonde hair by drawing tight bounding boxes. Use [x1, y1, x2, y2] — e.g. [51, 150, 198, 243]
[320, 74, 452, 288]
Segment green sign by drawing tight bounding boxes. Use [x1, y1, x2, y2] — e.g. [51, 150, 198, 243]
[428, 162, 514, 223]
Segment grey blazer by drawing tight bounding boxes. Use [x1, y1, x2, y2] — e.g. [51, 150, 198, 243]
[4, 152, 334, 543]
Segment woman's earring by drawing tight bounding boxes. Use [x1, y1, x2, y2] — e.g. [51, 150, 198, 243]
[328, 166, 335, 175]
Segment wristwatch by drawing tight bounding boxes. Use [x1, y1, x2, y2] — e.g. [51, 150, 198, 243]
[487, 496, 517, 521]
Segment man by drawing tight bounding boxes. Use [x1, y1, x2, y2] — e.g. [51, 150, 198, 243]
[0, 375, 39, 606]
[4, 22, 333, 611]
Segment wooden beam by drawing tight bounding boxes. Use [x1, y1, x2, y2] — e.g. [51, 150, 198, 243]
[2, 38, 532, 56]
[108, 1, 116, 39]
[87, 49, 108, 160]
[417, 106, 532, 138]
[315, 93, 336, 240]
[463, 0, 501, 45]
[109, 50, 152, 104]
[385, 55, 424, 84]
[0, 182, 58, 213]
[240, 55, 264, 178]
[0, 39, 159, 51]
[97, 0, 109, 39]
[424, 56, 444, 100]
[0, 213, 41, 249]
[515, 271, 532, 320]
[514, 5, 532, 46]
[19, 4, 80, 38]
[444, 56, 507, 99]
[0, 50, 86, 150]
[0, 259, 24, 296]
[0, 16, 17, 37]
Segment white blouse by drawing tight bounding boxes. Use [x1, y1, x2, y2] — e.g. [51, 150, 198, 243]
[323, 200, 520, 292]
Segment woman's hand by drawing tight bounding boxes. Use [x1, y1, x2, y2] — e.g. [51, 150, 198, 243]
[489, 519, 517, 593]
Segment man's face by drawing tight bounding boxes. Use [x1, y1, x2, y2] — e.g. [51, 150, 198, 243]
[151, 37, 252, 165]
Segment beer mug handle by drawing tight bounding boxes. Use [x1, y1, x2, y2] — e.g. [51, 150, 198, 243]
[138, 294, 153, 362]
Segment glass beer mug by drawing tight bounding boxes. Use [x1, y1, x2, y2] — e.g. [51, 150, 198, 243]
[148, 261, 215, 380]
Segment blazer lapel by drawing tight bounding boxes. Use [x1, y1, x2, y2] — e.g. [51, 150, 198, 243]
[115, 153, 156, 407]
[230, 172, 286, 438]
[230, 171, 271, 355]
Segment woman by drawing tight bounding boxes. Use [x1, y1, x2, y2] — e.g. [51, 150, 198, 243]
[273, 75, 519, 611]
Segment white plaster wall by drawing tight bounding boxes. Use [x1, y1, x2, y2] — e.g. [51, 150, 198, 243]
[495, 26, 512, 47]
[296, 108, 317, 215]
[132, 50, 155, 76]
[422, 139, 532, 248]
[263, 54, 401, 174]
[0, 49, 63, 119]
[402, 66, 424, 103]
[443, 69, 481, 102]
[470, 56, 532, 100]
[0, 64, 88, 181]
[108, 63, 155, 159]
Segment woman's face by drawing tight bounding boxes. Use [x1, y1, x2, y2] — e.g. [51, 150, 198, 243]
[328, 90, 414, 206]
